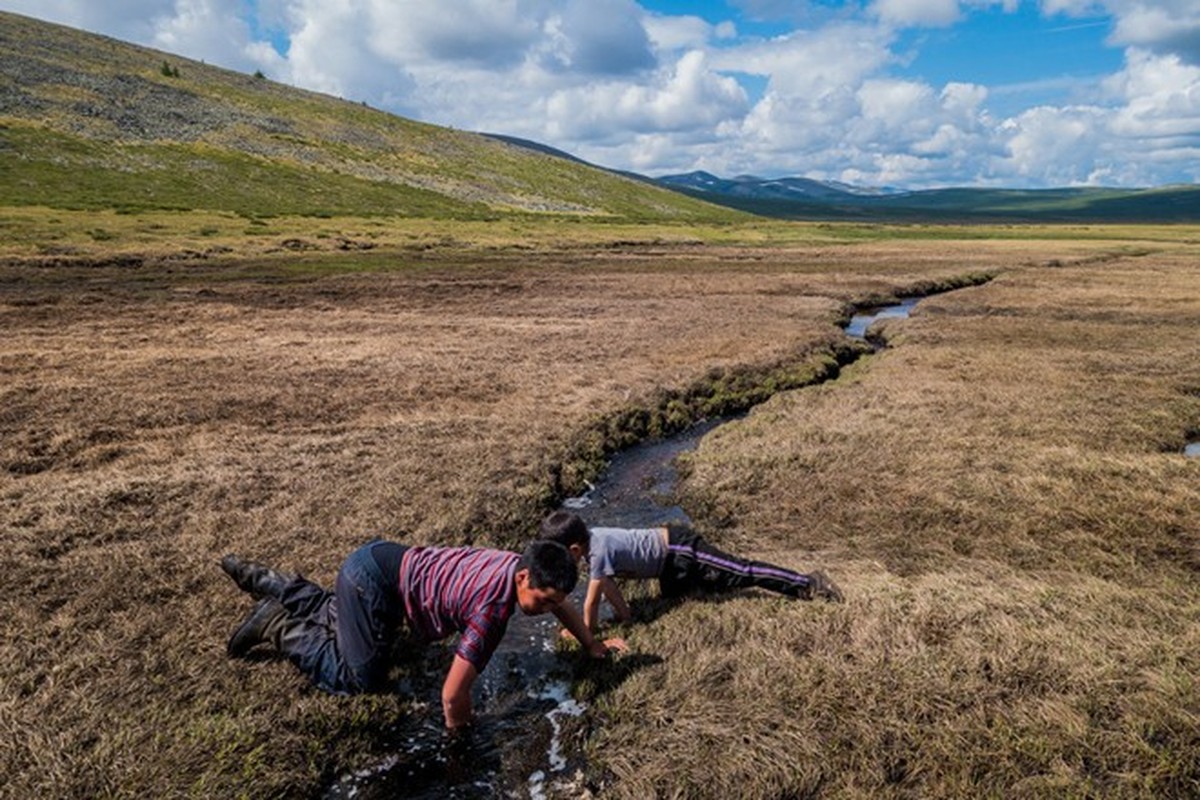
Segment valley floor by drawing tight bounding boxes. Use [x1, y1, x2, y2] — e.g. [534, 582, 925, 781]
[1, 221, 1197, 797]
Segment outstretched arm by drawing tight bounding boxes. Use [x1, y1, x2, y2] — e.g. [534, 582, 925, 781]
[598, 577, 631, 623]
[442, 655, 478, 729]
[583, 578, 605, 632]
[584, 576, 632, 631]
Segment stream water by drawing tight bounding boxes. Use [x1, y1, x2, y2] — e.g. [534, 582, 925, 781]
[844, 297, 920, 339]
[325, 298, 920, 798]
[1186, 442, 1200, 458]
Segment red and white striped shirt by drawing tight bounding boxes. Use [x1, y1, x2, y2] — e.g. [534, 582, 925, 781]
[398, 547, 519, 672]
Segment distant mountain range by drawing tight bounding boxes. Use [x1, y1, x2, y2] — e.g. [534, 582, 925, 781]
[656, 171, 898, 200]
[652, 170, 1200, 223]
[481, 137, 1199, 223]
[483, 135, 1199, 224]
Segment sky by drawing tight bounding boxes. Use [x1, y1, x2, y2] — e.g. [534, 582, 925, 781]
[2, 0, 1199, 189]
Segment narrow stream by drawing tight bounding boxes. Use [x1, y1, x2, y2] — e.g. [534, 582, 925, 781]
[325, 297, 920, 798]
[1186, 442, 1200, 458]
[844, 296, 920, 339]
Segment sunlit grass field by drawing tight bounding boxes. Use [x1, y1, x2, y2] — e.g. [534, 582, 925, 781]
[1, 216, 1197, 797]
[596, 245, 1200, 798]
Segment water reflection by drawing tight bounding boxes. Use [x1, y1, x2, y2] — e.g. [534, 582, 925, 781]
[844, 297, 920, 339]
[561, 417, 728, 529]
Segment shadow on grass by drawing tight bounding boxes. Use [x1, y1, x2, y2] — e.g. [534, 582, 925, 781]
[626, 584, 762, 626]
[572, 651, 665, 703]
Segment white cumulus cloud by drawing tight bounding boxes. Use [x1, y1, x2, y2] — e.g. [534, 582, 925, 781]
[545, 49, 747, 140]
[999, 104, 1110, 184]
[1108, 1, 1200, 64]
[871, 0, 962, 27]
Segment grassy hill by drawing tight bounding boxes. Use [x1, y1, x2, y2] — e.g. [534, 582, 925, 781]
[0, 11, 740, 223]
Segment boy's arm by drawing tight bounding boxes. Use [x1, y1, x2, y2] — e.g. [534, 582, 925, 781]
[552, 600, 627, 657]
[583, 578, 605, 632]
[442, 655, 478, 729]
[598, 577, 632, 623]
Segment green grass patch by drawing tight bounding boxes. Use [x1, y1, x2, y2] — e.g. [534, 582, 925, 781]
[0, 124, 492, 218]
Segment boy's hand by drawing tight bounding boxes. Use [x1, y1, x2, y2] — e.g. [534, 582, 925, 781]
[441, 723, 472, 783]
[589, 637, 628, 658]
[559, 627, 578, 643]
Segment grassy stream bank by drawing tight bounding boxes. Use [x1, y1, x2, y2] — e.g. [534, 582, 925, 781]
[2, 225, 1197, 797]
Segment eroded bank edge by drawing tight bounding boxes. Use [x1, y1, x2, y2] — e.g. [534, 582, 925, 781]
[453, 270, 997, 556]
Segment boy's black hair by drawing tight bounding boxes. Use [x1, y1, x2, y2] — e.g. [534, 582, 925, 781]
[538, 510, 589, 549]
[518, 540, 578, 594]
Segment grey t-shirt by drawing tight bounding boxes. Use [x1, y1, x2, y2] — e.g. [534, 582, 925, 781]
[589, 527, 668, 580]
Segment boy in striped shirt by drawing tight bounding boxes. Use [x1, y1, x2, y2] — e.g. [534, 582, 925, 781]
[539, 511, 843, 634]
[220, 539, 624, 729]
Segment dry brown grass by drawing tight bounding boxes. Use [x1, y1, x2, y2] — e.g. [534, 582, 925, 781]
[1, 224, 1197, 797]
[591, 247, 1200, 798]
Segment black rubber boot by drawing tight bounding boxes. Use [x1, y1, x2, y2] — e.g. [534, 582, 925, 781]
[220, 554, 294, 600]
[227, 597, 288, 657]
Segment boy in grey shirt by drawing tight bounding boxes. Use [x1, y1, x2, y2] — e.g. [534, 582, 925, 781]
[539, 511, 842, 633]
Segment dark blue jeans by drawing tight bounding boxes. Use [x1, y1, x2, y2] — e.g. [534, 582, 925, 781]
[278, 541, 406, 694]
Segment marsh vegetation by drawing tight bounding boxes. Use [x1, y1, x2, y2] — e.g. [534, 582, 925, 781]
[2, 220, 1198, 798]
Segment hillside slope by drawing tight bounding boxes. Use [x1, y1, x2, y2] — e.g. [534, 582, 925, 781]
[0, 11, 739, 222]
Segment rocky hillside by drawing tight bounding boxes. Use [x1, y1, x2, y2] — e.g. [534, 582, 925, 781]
[0, 11, 738, 221]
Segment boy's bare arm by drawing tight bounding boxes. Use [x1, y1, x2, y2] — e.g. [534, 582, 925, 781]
[583, 578, 605, 632]
[599, 577, 631, 622]
[442, 655, 478, 729]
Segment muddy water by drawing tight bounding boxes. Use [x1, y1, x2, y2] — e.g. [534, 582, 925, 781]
[326, 298, 921, 798]
[323, 597, 590, 799]
[562, 417, 727, 529]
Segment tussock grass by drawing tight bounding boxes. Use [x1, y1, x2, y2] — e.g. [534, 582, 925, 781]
[592, 567, 1199, 798]
[590, 247, 1200, 798]
[2, 228, 1198, 796]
